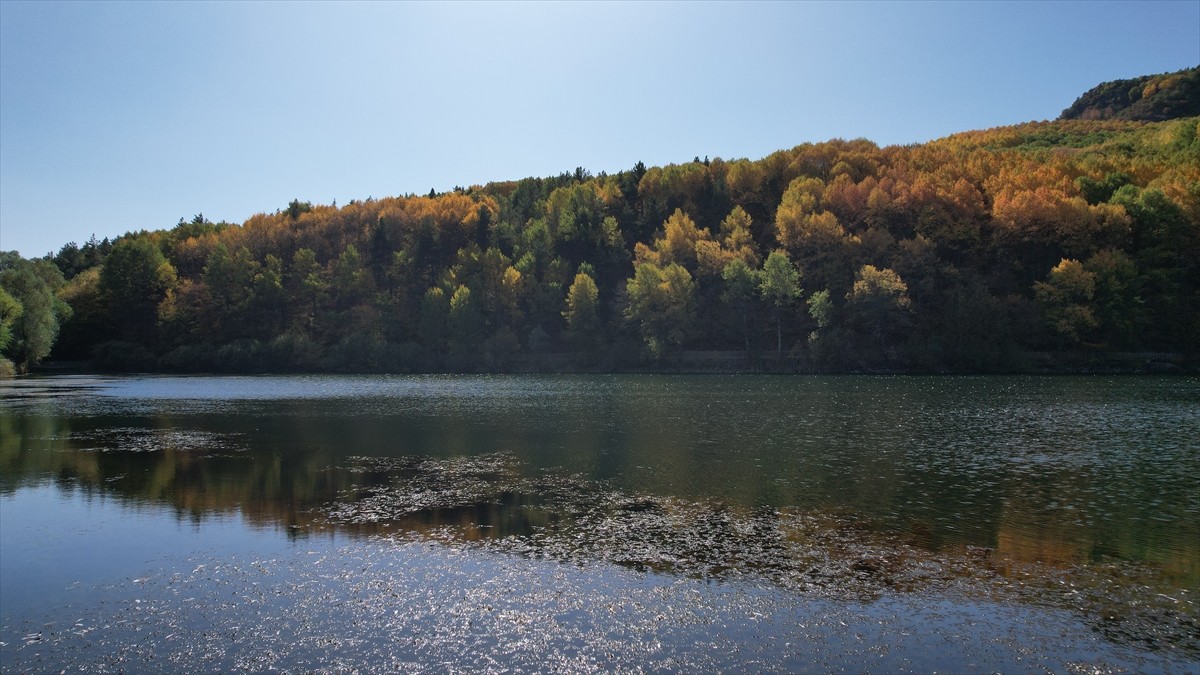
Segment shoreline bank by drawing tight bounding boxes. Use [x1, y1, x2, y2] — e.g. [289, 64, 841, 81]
[21, 351, 1200, 376]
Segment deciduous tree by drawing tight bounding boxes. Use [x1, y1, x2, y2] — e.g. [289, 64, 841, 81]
[563, 271, 601, 351]
[759, 250, 802, 355]
[845, 265, 912, 361]
[100, 238, 175, 345]
[1033, 259, 1098, 346]
[625, 262, 696, 358]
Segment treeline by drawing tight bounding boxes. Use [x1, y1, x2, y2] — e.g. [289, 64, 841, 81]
[2, 115, 1198, 374]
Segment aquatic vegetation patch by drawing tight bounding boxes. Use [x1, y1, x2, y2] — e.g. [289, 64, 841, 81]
[327, 454, 530, 524]
[64, 427, 245, 455]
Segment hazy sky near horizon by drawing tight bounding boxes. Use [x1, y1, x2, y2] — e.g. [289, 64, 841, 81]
[2, 0, 1198, 258]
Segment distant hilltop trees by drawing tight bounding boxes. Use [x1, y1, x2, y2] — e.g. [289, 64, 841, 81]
[2, 70, 1198, 375]
[1060, 66, 1200, 122]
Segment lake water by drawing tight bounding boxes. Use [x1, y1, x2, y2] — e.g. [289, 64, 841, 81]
[1, 374, 1197, 672]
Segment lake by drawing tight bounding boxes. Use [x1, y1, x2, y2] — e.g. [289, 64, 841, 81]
[1, 374, 1197, 672]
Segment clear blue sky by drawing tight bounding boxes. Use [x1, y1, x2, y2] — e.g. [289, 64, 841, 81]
[2, 0, 1198, 258]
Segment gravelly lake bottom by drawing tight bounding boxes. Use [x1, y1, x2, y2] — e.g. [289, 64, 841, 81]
[3, 453, 1197, 673]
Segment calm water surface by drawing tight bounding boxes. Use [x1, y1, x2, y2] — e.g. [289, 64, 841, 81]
[1, 374, 1197, 672]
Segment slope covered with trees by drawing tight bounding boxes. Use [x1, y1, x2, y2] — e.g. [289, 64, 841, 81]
[3, 107, 1198, 374]
[1060, 66, 1200, 122]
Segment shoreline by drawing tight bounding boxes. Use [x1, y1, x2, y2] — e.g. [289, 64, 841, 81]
[22, 351, 1200, 377]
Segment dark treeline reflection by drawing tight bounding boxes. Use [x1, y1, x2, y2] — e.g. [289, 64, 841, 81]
[0, 375, 1196, 587]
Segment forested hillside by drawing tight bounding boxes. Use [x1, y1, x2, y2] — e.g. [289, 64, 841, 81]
[2, 111, 1198, 374]
[1060, 66, 1200, 122]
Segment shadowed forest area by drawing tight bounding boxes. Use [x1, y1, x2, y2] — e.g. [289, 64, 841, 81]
[2, 69, 1198, 375]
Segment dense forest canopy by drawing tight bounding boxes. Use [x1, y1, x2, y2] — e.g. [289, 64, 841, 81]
[3, 76, 1199, 374]
[1060, 66, 1200, 122]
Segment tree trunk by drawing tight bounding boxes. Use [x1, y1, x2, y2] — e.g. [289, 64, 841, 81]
[776, 310, 782, 357]
[742, 305, 750, 352]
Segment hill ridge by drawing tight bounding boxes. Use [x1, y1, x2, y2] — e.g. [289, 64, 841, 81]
[1060, 66, 1200, 122]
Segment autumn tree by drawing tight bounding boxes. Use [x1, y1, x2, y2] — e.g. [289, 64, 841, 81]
[774, 177, 854, 294]
[563, 271, 601, 352]
[775, 178, 839, 251]
[845, 265, 912, 363]
[636, 208, 712, 271]
[448, 284, 484, 367]
[1033, 258, 1098, 346]
[697, 206, 761, 278]
[719, 206, 760, 267]
[625, 261, 696, 358]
